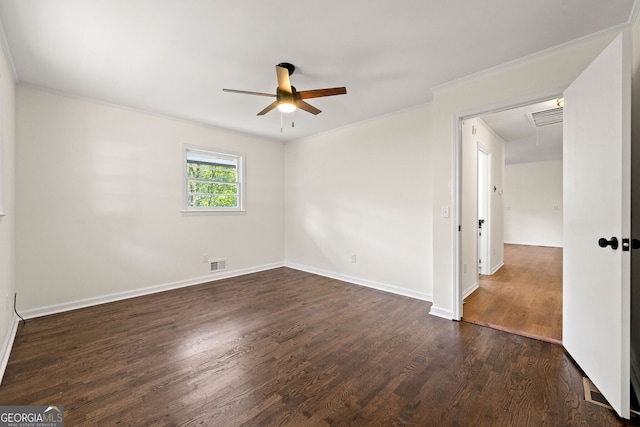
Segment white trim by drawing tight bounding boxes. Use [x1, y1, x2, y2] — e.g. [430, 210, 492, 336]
[0, 315, 19, 385]
[182, 144, 246, 213]
[462, 283, 479, 300]
[456, 88, 568, 123]
[490, 261, 505, 275]
[630, 0, 640, 27]
[0, 17, 18, 83]
[429, 306, 453, 320]
[432, 25, 627, 94]
[452, 114, 463, 321]
[20, 263, 284, 319]
[452, 89, 566, 322]
[285, 262, 432, 302]
[17, 82, 280, 144]
[504, 240, 563, 248]
[180, 210, 246, 216]
[477, 144, 492, 276]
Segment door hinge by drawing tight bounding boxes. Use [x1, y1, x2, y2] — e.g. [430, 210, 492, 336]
[626, 238, 640, 251]
[623, 238, 630, 251]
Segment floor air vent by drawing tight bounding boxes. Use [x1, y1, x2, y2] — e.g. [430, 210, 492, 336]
[210, 258, 227, 273]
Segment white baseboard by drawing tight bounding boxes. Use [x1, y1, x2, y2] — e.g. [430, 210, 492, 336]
[504, 241, 563, 248]
[21, 263, 284, 319]
[428, 306, 453, 320]
[491, 262, 505, 275]
[285, 262, 432, 302]
[0, 315, 19, 385]
[462, 282, 479, 300]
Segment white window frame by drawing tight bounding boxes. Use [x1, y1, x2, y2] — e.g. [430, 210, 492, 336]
[182, 144, 246, 214]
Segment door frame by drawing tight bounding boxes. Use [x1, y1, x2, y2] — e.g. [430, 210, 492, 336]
[452, 88, 566, 321]
[477, 144, 491, 276]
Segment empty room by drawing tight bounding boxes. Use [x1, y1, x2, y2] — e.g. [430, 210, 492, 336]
[0, 1, 638, 425]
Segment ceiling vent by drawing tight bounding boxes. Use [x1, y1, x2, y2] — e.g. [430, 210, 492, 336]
[528, 107, 563, 127]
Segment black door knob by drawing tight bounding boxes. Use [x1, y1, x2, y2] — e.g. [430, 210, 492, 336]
[598, 237, 619, 250]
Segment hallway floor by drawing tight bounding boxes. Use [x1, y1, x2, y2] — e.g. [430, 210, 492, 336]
[462, 244, 562, 344]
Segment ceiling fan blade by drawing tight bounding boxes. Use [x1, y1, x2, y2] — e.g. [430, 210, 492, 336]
[296, 100, 321, 115]
[297, 87, 347, 100]
[223, 89, 276, 97]
[276, 65, 293, 94]
[257, 100, 279, 116]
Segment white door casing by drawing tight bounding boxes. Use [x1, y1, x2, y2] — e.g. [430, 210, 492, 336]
[563, 31, 631, 418]
[478, 146, 490, 275]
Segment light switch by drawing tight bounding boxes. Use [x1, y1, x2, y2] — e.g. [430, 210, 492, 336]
[441, 206, 450, 218]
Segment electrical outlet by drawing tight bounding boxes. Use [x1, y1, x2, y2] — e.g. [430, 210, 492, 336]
[202, 253, 209, 263]
[351, 254, 357, 263]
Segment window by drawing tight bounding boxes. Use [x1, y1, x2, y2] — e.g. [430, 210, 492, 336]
[183, 146, 245, 213]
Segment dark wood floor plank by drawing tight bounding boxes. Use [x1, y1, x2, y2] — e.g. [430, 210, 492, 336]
[0, 267, 631, 426]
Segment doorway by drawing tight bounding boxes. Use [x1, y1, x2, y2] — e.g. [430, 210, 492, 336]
[458, 97, 564, 344]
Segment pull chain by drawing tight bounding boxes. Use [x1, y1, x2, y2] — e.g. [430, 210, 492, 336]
[279, 111, 296, 133]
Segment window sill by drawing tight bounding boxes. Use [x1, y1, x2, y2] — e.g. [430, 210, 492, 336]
[180, 210, 247, 216]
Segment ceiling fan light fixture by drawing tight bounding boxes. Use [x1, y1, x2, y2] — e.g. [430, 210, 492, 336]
[223, 62, 346, 120]
[278, 102, 296, 113]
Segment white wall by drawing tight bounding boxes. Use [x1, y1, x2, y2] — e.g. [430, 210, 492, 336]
[460, 118, 505, 297]
[0, 41, 16, 375]
[504, 160, 563, 247]
[7, 13, 637, 332]
[284, 105, 433, 300]
[15, 86, 285, 314]
[430, 31, 620, 318]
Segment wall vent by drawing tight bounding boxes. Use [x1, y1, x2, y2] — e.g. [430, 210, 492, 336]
[528, 107, 563, 127]
[210, 258, 227, 273]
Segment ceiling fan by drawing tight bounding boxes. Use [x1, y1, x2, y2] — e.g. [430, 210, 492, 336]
[223, 62, 347, 116]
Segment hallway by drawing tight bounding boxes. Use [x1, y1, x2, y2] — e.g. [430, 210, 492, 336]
[462, 244, 562, 344]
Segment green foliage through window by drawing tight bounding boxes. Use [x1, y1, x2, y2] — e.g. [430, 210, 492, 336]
[186, 155, 240, 209]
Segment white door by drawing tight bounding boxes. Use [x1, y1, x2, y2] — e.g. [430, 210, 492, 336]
[477, 147, 490, 274]
[563, 31, 631, 419]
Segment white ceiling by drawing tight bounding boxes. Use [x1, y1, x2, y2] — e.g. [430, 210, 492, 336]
[480, 99, 564, 165]
[0, 0, 636, 142]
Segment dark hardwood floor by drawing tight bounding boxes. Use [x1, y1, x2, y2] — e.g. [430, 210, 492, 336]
[0, 267, 630, 426]
[463, 244, 563, 344]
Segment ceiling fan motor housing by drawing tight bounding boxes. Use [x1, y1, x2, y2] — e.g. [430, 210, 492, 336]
[277, 62, 295, 76]
[223, 63, 345, 117]
[277, 86, 296, 104]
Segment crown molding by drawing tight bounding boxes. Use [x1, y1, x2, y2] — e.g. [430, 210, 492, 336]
[431, 24, 627, 94]
[0, 16, 17, 83]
